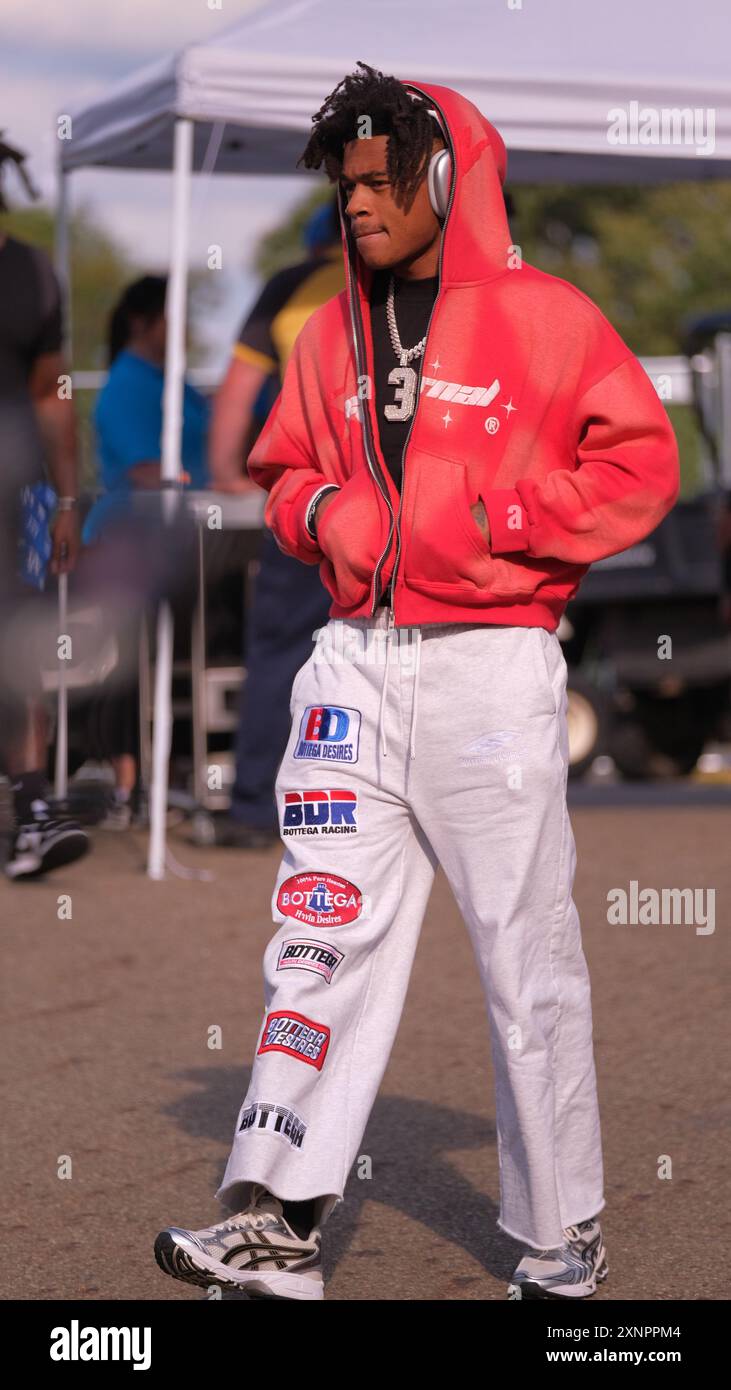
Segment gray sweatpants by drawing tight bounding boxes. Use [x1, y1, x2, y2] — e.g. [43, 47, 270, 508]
[215, 610, 605, 1250]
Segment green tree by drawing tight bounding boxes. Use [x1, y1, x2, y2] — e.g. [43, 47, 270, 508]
[510, 181, 731, 492]
[253, 184, 335, 280]
[511, 181, 731, 355]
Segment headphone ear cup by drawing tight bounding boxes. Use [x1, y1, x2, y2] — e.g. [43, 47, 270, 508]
[427, 148, 452, 220]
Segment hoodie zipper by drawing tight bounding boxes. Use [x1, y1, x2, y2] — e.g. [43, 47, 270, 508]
[345, 255, 395, 615]
[387, 89, 456, 623]
[344, 87, 456, 619]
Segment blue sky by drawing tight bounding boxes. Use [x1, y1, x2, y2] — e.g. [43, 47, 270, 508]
[3, 0, 322, 370]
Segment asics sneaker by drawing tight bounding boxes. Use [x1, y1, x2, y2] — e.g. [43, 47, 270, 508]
[507, 1217, 608, 1299]
[4, 799, 90, 880]
[154, 1184, 324, 1300]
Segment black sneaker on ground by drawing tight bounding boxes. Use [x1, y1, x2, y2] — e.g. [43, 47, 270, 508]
[4, 798, 90, 880]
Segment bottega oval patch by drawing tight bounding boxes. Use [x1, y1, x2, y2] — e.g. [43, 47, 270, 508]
[276, 872, 363, 927]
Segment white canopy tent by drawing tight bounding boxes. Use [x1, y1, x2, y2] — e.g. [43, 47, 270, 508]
[59, 0, 731, 181]
[55, 0, 731, 877]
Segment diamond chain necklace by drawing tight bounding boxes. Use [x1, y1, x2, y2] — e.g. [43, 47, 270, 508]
[386, 275, 427, 367]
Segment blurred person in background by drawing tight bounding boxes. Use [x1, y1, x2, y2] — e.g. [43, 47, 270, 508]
[80, 275, 210, 826]
[204, 200, 340, 847]
[0, 133, 89, 879]
[83, 275, 209, 530]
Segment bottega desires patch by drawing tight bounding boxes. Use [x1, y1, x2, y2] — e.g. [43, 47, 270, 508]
[276, 872, 363, 927]
[293, 706, 361, 762]
[257, 1010, 331, 1070]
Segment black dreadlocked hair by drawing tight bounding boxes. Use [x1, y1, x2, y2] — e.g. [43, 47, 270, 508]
[297, 61, 444, 209]
[0, 133, 40, 212]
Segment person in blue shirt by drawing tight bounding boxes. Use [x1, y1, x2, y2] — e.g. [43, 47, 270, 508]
[82, 275, 209, 544]
[81, 276, 210, 823]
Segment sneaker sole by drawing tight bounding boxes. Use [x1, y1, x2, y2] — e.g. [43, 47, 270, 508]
[41, 830, 90, 872]
[507, 1255, 609, 1300]
[154, 1230, 324, 1301]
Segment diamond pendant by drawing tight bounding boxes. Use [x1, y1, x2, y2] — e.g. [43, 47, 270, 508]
[384, 364, 418, 421]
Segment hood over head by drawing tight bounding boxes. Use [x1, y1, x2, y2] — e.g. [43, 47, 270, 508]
[338, 79, 513, 298]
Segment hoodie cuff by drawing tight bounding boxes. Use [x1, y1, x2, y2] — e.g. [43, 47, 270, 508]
[305, 483, 340, 541]
[479, 488, 529, 553]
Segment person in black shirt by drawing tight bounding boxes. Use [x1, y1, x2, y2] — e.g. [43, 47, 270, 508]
[0, 136, 88, 877]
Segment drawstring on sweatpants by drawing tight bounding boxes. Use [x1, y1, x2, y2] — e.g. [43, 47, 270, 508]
[376, 615, 422, 760]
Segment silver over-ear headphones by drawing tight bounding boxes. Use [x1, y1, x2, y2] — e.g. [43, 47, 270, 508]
[413, 99, 451, 221]
[427, 146, 452, 221]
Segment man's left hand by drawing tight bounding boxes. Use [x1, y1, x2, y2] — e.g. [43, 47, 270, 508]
[50, 509, 80, 575]
[470, 498, 491, 546]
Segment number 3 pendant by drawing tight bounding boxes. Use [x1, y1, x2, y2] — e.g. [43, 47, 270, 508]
[384, 365, 418, 421]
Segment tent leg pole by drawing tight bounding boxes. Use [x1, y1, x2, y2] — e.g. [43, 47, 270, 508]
[147, 116, 193, 880]
[54, 160, 72, 359]
[147, 599, 174, 881]
[54, 573, 69, 801]
[161, 117, 194, 485]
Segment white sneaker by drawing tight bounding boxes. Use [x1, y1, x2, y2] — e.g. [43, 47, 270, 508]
[154, 1184, 324, 1300]
[507, 1218, 608, 1299]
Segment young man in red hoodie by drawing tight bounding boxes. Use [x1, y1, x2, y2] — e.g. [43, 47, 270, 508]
[155, 63, 679, 1301]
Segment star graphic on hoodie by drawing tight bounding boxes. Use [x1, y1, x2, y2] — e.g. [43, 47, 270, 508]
[502, 398, 517, 416]
[442, 410, 453, 428]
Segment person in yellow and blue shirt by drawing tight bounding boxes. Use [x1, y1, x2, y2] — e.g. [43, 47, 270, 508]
[206, 200, 342, 848]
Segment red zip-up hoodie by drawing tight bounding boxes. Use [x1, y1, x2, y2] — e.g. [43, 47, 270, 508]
[247, 80, 680, 632]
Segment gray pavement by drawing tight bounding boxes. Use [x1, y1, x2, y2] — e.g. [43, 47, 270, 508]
[2, 800, 728, 1301]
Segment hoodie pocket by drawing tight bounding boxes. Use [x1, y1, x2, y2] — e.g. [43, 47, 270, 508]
[316, 467, 390, 610]
[404, 452, 577, 604]
[403, 454, 492, 590]
[527, 628, 562, 718]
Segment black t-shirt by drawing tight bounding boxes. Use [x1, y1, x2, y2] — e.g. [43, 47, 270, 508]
[0, 235, 63, 398]
[0, 234, 64, 486]
[369, 268, 439, 603]
[370, 268, 439, 494]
